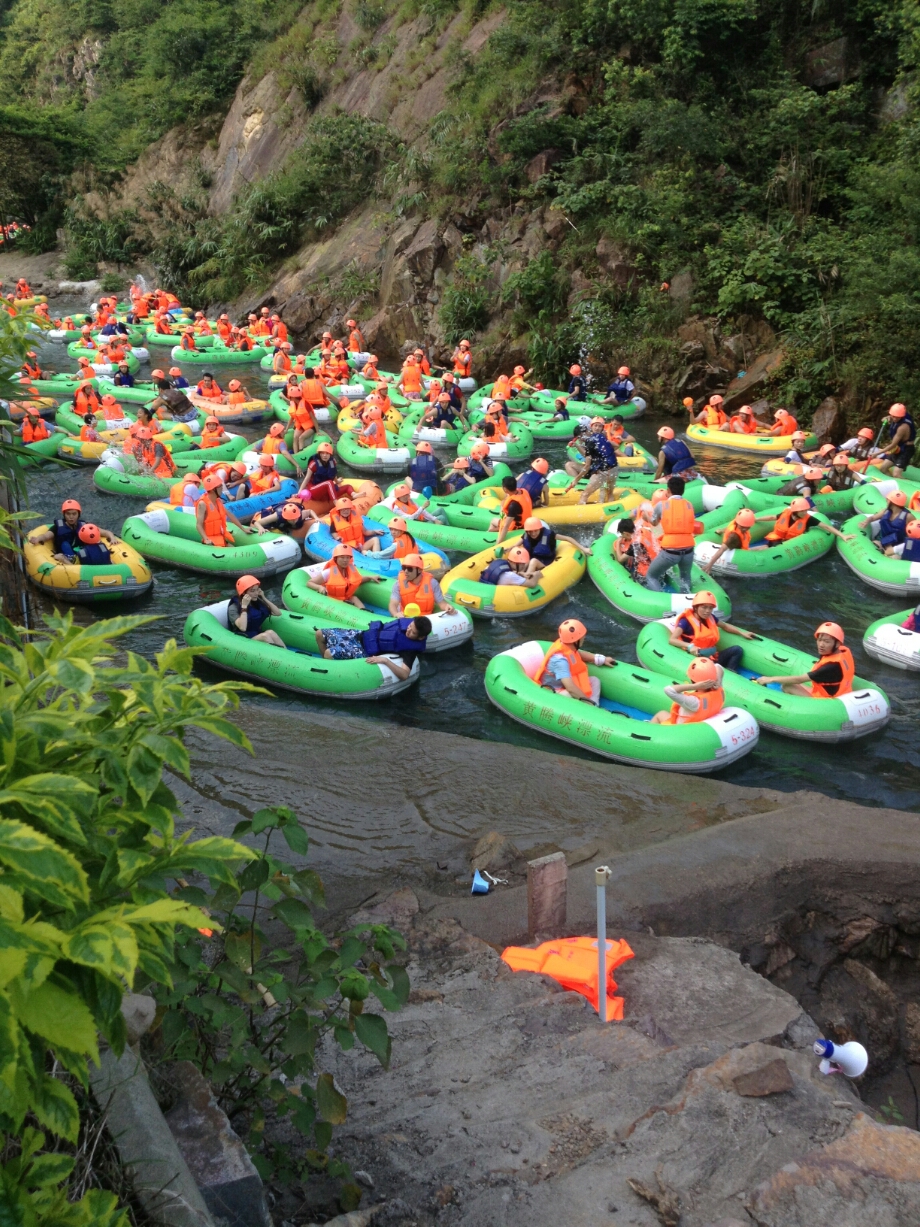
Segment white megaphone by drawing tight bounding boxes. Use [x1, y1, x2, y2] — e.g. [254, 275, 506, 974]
[814, 1038, 868, 1078]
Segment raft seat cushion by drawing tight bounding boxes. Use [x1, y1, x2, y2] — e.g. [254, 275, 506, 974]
[738, 666, 783, 691]
[598, 697, 651, 722]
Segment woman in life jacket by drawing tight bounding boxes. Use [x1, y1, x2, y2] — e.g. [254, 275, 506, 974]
[29, 499, 117, 563]
[467, 441, 495, 484]
[666, 588, 754, 672]
[228, 576, 285, 646]
[306, 544, 366, 606]
[21, 351, 47, 381]
[653, 425, 699, 481]
[330, 497, 385, 554]
[822, 452, 859, 492]
[755, 622, 855, 698]
[272, 341, 294, 375]
[287, 392, 317, 455]
[196, 473, 253, 547]
[535, 618, 614, 706]
[389, 480, 441, 524]
[315, 615, 432, 681]
[252, 500, 314, 538]
[728, 405, 763, 434]
[398, 356, 424, 401]
[299, 440, 340, 500]
[169, 474, 204, 509]
[651, 657, 726, 724]
[257, 421, 300, 475]
[379, 517, 421, 561]
[701, 506, 757, 574]
[860, 489, 915, 554]
[79, 413, 101, 443]
[518, 515, 587, 577]
[605, 415, 637, 456]
[199, 416, 228, 449]
[388, 554, 454, 616]
[169, 366, 190, 390]
[782, 430, 812, 465]
[765, 407, 799, 436]
[687, 393, 728, 428]
[452, 340, 472, 380]
[444, 457, 475, 496]
[751, 498, 855, 546]
[776, 465, 825, 498]
[17, 405, 61, 444]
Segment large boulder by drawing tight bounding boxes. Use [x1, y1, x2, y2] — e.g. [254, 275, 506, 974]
[722, 348, 785, 413]
[811, 396, 847, 445]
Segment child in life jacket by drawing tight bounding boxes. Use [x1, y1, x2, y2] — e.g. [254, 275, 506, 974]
[73, 523, 112, 566]
[535, 618, 614, 706]
[861, 490, 914, 554]
[893, 518, 920, 563]
[651, 657, 725, 724]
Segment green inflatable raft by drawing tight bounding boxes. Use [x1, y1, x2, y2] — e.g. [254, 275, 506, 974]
[636, 618, 890, 742]
[836, 514, 920, 596]
[66, 344, 141, 373]
[485, 640, 759, 770]
[367, 502, 502, 554]
[456, 425, 535, 461]
[528, 390, 648, 420]
[587, 531, 732, 623]
[184, 601, 419, 698]
[146, 328, 215, 348]
[396, 405, 464, 448]
[863, 608, 920, 671]
[693, 506, 836, 577]
[281, 566, 474, 651]
[171, 343, 268, 365]
[120, 508, 302, 578]
[336, 429, 413, 473]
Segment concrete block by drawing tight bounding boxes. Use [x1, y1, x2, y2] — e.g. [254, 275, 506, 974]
[527, 851, 567, 936]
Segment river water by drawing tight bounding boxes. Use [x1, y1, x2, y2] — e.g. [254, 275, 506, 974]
[21, 323, 920, 875]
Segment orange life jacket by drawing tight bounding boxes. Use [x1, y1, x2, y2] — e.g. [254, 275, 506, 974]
[678, 610, 720, 651]
[155, 317, 173, 335]
[330, 510, 365, 548]
[273, 322, 288, 343]
[261, 435, 286, 455]
[605, 422, 625, 445]
[248, 469, 278, 494]
[273, 351, 292, 372]
[501, 487, 532, 529]
[197, 382, 223, 400]
[199, 426, 226, 448]
[362, 362, 379, 380]
[660, 497, 697, 550]
[391, 530, 417, 560]
[79, 424, 99, 442]
[180, 333, 196, 351]
[359, 421, 384, 448]
[775, 415, 799, 436]
[810, 646, 855, 698]
[348, 328, 365, 353]
[195, 320, 213, 335]
[300, 378, 329, 407]
[730, 415, 759, 434]
[401, 365, 422, 394]
[200, 494, 229, 546]
[702, 405, 728, 427]
[141, 441, 176, 478]
[236, 334, 253, 351]
[488, 413, 509, 440]
[227, 391, 247, 407]
[289, 402, 316, 431]
[22, 417, 49, 443]
[766, 507, 809, 542]
[397, 569, 436, 614]
[75, 387, 101, 415]
[492, 375, 513, 400]
[500, 936, 634, 1018]
[667, 686, 724, 724]
[217, 322, 232, 342]
[250, 320, 270, 337]
[453, 349, 471, 377]
[535, 640, 592, 698]
[722, 518, 751, 550]
[170, 478, 199, 506]
[323, 561, 363, 602]
[22, 360, 41, 380]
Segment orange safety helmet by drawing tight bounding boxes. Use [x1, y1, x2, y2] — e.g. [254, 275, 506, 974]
[617, 366, 630, 376]
[236, 575, 260, 596]
[269, 422, 285, 436]
[532, 457, 549, 474]
[471, 441, 489, 459]
[151, 369, 166, 380]
[657, 426, 675, 440]
[692, 590, 718, 607]
[258, 454, 276, 468]
[77, 523, 101, 544]
[228, 379, 242, 392]
[710, 394, 724, 406]
[524, 517, 543, 532]
[687, 657, 719, 684]
[558, 618, 587, 644]
[907, 520, 920, 539]
[815, 621, 844, 643]
[135, 427, 153, 440]
[389, 517, 409, 533]
[24, 404, 40, 416]
[206, 415, 220, 427]
[887, 490, 908, 506]
[774, 408, 789, 419]
[452, 457, 469, 469]
[203, 473, 223, 491]
[738, 405, 753, 416]
[791, 430, 807, 441]
[832, 453, 851, 466]
[281, 503, 301, 522]
[803, 467, 824, 480]
[506, 546, 530, 564]
[513, 365, 526, 375]
[789, 498, 811, 513]
[889, 403, 907, 418]
[734, 509, 756, 527]
[169, 367, 182, 377]
[231, 461, 248, 474]
[331, 544, 354, 559]
[401, 553, 424, 570]
[857, 427, 875, 440]
[334, 497, 354, 509]
[569, 364, 582, 376]
[101, 393, 117, 406]
[415, 441, 433, 454]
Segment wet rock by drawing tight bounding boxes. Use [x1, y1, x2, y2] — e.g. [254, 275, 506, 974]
[164, 1061, 272, 1227]
[306, 1211, 383, 1227]
[596, 237, 638, 292]
[471, 831, 520, 873]
[811, 396, 847, 445]
[733, 1058, 794, 1098]
[403, 220, 443, 283]
[722, 348, 785, 413]
[748, 1113, 920, 1225]
[352, 888, 420, 930]
[803, 37, 855, 89]
[542, 208, 570, 242]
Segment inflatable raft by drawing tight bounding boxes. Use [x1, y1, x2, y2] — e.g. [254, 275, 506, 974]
[184, 601, 419, 699]
[528, 390, 648, 420]
[301, 517, 448, 578]
[701, 477, 857, 520]
[473, 482, 645, 527]
[485, 641, 758, 771]
[66, 344, 141, 374]
[24, 531, 153, 604]
[17, 433, 66, 467]
[336, 430, 413, 473]
[396, 405, 464, 448]
[686, 424, 818, 455]
[637, 618, 890, 742]
[442, 540, 586, 618]
[456, 426, 535, 462]
[269, 388, 339, 426]
[171, 343, 268, 365]
[186, 393, 273, 425]
[120, 508, 301, 578]
[147, 328, 214, 348]
[282, 565, 474, 652]
[863, 609, 920, 671]
[693, 509, 835, 577]
[836, 514, 920, 596]
[587, 531, 732, 623]
[564, 440, 656, 472]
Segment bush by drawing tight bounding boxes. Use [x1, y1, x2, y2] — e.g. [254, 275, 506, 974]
[439, 251, 495, 343]
[98, 272, 127, 293]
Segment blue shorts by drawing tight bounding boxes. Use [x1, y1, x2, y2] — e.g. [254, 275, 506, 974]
[321, 628, 365, 660]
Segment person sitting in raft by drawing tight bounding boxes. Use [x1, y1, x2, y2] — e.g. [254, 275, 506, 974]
[253, 501, 313, 537]
[749, 498, 855, 546]
[653, 426, 699, 482]
[605, 415, 636, 456]
[430, 391, 468, 431]
[764, 407, 799, 436]
[110, 361, 135, 389]
[550, 396, 570, 421]
[357, 404, 387, 449]
[444, 457, 476, 495]
[330, 496, 384, 554]
[196, 473, 253, 546]
[566, 364, 588, 402]
[73, 523, 113, 566]
[783, 430, 811, 465]
[517, 515, 588, 577]
[840, 426, 882, 470]
[98, 393, 130, 431]
[755, 621, 854, 697]
[492, 476, 533, 541]
[613, 518, 647, 579]
[651, 657, 725, 724]
[272, 342, 294, 376]
[299, 440, 339, 500]
[257, 422, 300, 475]
[398, 355, 424, 401]
[510, 364, 534, 396]
[821, 453, 860, 492]
[388, 554, 454, 616]
[602, 365, 635, 406]
[169, 365, 190, 390]
[378, 516, 424, 561]
[701, 506, 756, 574]
[198, 415, 229, 449]
[480, 546, 543, 590]
[315, 615, 432, 681]
[287, 390, 317, 455]
[388, 480, 441, 524]
[536, 618, 614, 706]
[517, 457, 551, 507]
[894, 519, 920, 562]
[122, 406, 158, 452]
[777, 466, 826, 498]
[224, 378, 253, 406]
[132, 426, 176, 478]
[307, 544, 366, 607]
[467, 441, 495, 483]
[79, 412, 102, 443]
[688, 394, 728, 427]
[228, 576, 285, 646]
[666, 589, 754, 672]
[872, 403, 916, 477]
[15, 278, 31, 298]
[563, 417, 619, 504]
[28, 499, 118, 563]
[218, 460, 253, 501]
[248, 454, 284, 497]
[195, 373, 224, 402]
[170, 473, 203, 508]
[409, 441, 440, 494]
[16, 405, 63, 443]
[21, 350, 49, 381]
[860, 489, 915, 554]
[727, 404, 762, 434]
[441, 371, 465, 415]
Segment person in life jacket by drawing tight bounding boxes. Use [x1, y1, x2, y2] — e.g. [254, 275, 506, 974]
[73, 523, 112, 567]
[701, 506, 757, 574]
[840, 426, 881, 472]
[551, 396, 570, 421]
[613, 518, 641, 577]
[567, 364, 588, 402]
[491, 475, 533, 541]
[112, 361, 135, 388]
[480, 546, 542, 590]
[79, 413, 102, 443]
[665, 588, 754, 672]
[246, 312, 269, 338]
[765, 407, 799, 436]
[389, 554, 454, 616]
[490, 373, 514, 402]
[821, 452, 859, 492]
[330, 497, 384, 553]
[216, 314, 232, 343]
[178, 327, 198, 352]
[398, 356, 424, 401]
[467, 440, 495, 483]
[687, 392, 728, 427]
[299, 440, 339, 495]
[193, 311, 213, 336]
[315, 614, 432, 681]
[225, 378, 252, 407]
[151, 380, 198, 424]
[73, 380, 101, 416]
[873, 403, 917, 476]
[98, 393, 130, 430]
[653, 425, 699, 480]
[860, 489, 915, 553]
[602, 365, 635, 406]
[357, 404, 387, 449]
[253, 500, 314, 537]
[29, 499, 117, 563]
[195, 473, 252, 546]
[388, 480, 440, 524]
[17, 405, 60, 444]
[444, 456, 475, 496]
[248, 454, 283, 496]
[169, 474, 204, 508]
[199, 416, 228, 448]
[15, 278, 31, 298]
[228, 575, 285, 645]
[194, 373, 223, 402]
[409, 441, 440, 494]
[517, 515, 585, 577]
[645, 475, 701, 593]
[381, 516, 422, 561]
[564, 416, 620, 504]
[756, 621, 855, 698]
[777, 465, 826, 498]
[413, 348, 432, 377]
[783, 430, 812, 466]
[651, 656, 726, 725]
[362, 355, 382, 381]
[535, 618, 614, 706]
[346, 319, 365, 353]
[258, 421, 299, 473]
[269, 313, 288, 343]
[272, 341, 294, 375]
[515, 457, 551, 506]
[728, 404, 764, 434]
[306, 544, 366, 607]
[134, 427, 176, 478]
[286, 392, 317, 454]
[452, 339, 472, 380]
[602, 415, 636, 456]
[21, 351, 46, 381]
[441, 371, 465, 415]
[299, 368, 332, 412]
[896, 518, 920, 563]
[753, 498, 854, 546]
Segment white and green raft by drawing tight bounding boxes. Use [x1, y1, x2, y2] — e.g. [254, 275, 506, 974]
[184, 601, 418, 699]
[693, 508, 836, 577]
[836, 515, 920, 597]
[587, 531, 732, 623]
[862, 608, 920, 671]
[120, 508, 301, 578]
[485, 641, 758, 772]
[636, 618, 890, 742]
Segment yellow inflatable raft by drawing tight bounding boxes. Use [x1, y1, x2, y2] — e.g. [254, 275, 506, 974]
[686, 424, 818, 456]
[24, 531, 153, 604]
[477, 484, 645, 526]
[442, 539, 586, 617]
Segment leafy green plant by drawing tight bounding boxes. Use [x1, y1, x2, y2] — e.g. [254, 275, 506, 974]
[439, 251, 495, 343]
[353, 0, 389, 30]
[63, 208, 143, 282]
[98, 273, 127, 293]
[154, 805, 407, 1187]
